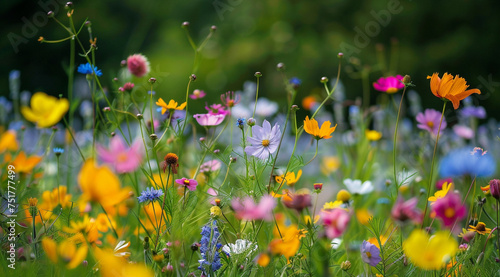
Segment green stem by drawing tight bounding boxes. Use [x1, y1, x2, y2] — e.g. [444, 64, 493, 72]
[392, 85, 407, 198]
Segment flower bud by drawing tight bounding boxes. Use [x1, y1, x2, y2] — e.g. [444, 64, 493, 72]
[190, 74, 197, 81]
[336, 189, 351, 203]
[313, 183, 323, 191]
[403, 74, 411, 84]
[211, 25, 217, 32]
[337, 52, 344, 58]
[340, 260, 351, 271]
[113, 77, 118, 82]
[254, 72, 262, 78]
[150, 134, 158, 141]
[190, 243, 199, 251]
[320, 77, 328, 83]
[137, 114, 143, 120]
[65, 2, 73, 10]
[247, 118, 256, 126]
[213, 149, 220, 154]
[182, 21, 190, 28]
[120, 60, 127, 67]
[110, 132, 116, 137]
[47, 11, 54, 18]
[148, 77, 156, 84]
[489, 179, 500, 199]
[103, 107, 111, 112]
[276, 63, 285, 71]
[85, 21, 91, 27]
[230, 156, 237, 163]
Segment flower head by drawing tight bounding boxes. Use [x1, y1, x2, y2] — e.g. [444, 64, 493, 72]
[205, 103, 229, 115]
[161, 153, 179, 174]
[97, 137, 143, 173]
[21, 92, 69, 128]
[156, 98, 186, 115]
[220, 91, 240, 108]
[231, 195, 276, 221]
[175, 178, 198, 191]
[360, 241, 382, 267]
[391, 197, 423, 224]
[282, 189, 312, 212]
[11, 151, 42, 173]
[365, 130, 382, 141]
[373, 75, 404, 93]
[427, 73, 481, 109]
[439, 147, 496, 178]
[200, 160, 221, 173]
[343, 179, 374, 195]
[77, 63, 102, 76]
[244, 120, 281, 160]
[403, 230, 458, 270]
[428, 181, 453, 204]
[468, 222, 491, 235]
[127, 54, 150, 77]
[189, 89, 206, 99]
[0, 130, 18, 153]
[138, 187, 164, 203]
[42, 237, 88, 269]
[460, 106, 486, 119]
[275, 170, 302, 187]
[303, 116, 337, 140]
[416, 109, 447, 136]
[198, 220, 223, 274]
[193, 113, 225, 127]
[432, 192, 466, 228]
[320, 208, 350, 239]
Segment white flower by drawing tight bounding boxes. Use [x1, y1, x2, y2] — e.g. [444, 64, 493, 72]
[343, 179, 374, 195]
[222, 239, 257, 257]
[331, 238, 342, 250]
[114, 241, 131, 257]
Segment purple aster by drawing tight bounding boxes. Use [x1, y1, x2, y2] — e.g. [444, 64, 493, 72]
[416, 109, 447, 136]
[244, 120, 281, 160]
[460, 106, 486, 119]
[360, 240, 382, 266]
[137, 187, 164, 203]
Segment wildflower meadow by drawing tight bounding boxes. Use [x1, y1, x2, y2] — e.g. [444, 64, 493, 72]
[2, 2, 500, 277]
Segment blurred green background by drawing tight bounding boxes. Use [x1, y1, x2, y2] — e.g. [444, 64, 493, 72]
[2, 0, 499, 119]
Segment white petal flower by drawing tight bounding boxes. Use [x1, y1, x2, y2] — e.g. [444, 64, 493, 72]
[222, 239, 257, 257]
[343, 178, 374, 195]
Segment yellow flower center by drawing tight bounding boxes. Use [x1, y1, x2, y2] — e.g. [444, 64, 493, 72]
[427, 121, 434, 128]
[445, 207, 455, 218]
[262, 139, 270, 147]
[386, 87, 398, 93]
[117, 153, 128, 162]
[366, 251, 372, 258]
[183, 179, 190, 185]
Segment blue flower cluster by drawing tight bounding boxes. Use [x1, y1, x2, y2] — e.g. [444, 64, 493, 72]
[77, 63, 103, 76]
[439, 147, 496, 178]
[236, 118, 245, 128]
[137, 187, 164, 203]
[198, 220, 222, 275]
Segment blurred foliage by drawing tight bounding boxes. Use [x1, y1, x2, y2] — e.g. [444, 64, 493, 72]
[2, 0, 500, 118]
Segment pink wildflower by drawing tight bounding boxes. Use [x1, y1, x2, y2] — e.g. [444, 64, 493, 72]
[320, 208, 350, 239]
[193, 114, 226, 127]
[96, 136, 143, 173]
[391, 197, 423, 224]
[205, 104, 229, 115]
[200, 160, 221, 173]
[175, 178, 198, 191]
[189, 89, 206, 100]
[432, 192, 466, 228]
[231, 195, 276, 221]
[127, 54, 150, 78]
[416, 109, 447, 136]
[220, 91, 241, 108]
[373, 75, 404, 93]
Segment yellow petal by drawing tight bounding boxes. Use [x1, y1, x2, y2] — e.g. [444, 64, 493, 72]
[41, 237, 58, 263]
[67, 243, 88, 269]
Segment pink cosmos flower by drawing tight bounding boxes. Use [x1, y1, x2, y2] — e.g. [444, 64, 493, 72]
[97, 136, 143, 173]
[175, 178, 198, 191]
[127, 54, 150, 78]
[432, 192, 466, 228]
[207, 188, 218, 205]
[193, 114, 226, 126]
[231, 195, 276, 221]
[320, 208, 350, 239]
[220, 91, 241, 108]
[189, 89, 206, 100]
[200, 160, 221, 173]
[391, 197, 423, 224]
[416, 109, 447, 136]
[453, 125, 474, 139]
[373, 75, 404, 93]
[206, 104, 229, 115]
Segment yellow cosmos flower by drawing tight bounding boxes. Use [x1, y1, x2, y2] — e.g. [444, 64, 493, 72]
[11, 151, 42, 173]
[41, 237, 88, 269]
[355, 208, 373, 225]
[94, 248, 153, 277]
[480, 185, 490, 195]
[255, 253, 271, 267]
[78, 160, 131, 208]
[21, 92, 69, 128]
[467, 222, 492, 235]
[155, 98, 186, 114]
[269, 222, 306, 263]
[403, 230, 458, 270]
[303, 116, 337, 140]
[367, 235, 388, 249]
[428, 182, 453, 204]
[0, 130, 18, 153]
[64, 215, 100, 244]
[304, 215, 320, 225]
[322, 201, 342, 211]
[365, 130, 382, 141]
[427, 73, 481, 110]
[320, 156, 340, 175]
[275, 169, 302, 187]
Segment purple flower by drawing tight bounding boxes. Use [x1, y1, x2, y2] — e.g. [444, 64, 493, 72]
[193, 113, 226, 127]
[138, 187, 164, 203]
[206, 104, 229, 115]
[175, 178, 198, 191]
[460, 106, 486, 119]
[391, 197, 423, 224]
[373, 75, 404, 93]
[416, 109, 447, 135]
[432, 192, 466, 228]
[361, 241, 382, 266]
[244, 120, 281, 160]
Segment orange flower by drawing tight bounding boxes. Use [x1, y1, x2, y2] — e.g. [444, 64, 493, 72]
[11, 151, 42, 173]
[303, 116, 337, 140]
[467, 222, 492, 235]
[0, 130, 18, 153]
[427, 73, 481, 109]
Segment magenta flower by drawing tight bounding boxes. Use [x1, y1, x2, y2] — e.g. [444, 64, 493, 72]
[200, 160, 222, 173]
[391, 197, 423, 224]
[360, 241, 382, 267]
[97, 136, 143, 173]
[193, 114, 226, 127]
[416, 109, 447, 136]
[220, 91, 241, 108]
[373, 75, 404, 93]
[231, 195, 276, 221]
[244, 120, 281, 160]
[432, 192, 466, 228]
[127, 54, 150, 78]
[206, 104, 229, 115]
[320, 208, 350, 239]
[189, 89, 206, 100]
[175, 178, 198, 191]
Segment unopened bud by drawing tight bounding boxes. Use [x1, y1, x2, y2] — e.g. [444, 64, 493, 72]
[210, 25, 217, 32]
[247, 118, 256, 126]
[320, 77, 328, 83]
[150, 134, 158, 141]
[276, 63, 285, 71]
[337, 52, 344, 58]
[340, 260, 351, 271]
[489, 179, 500, 199]
[313, 183, 323, 191]
[103, 107, 111, 112]
[182, 21, 190, 28]
[65, 2, 73, 10]
[110, 132, 116, 137]
[403, 74, 411, 84]
[137, 114, 143, 120]
[148, 77, 156, 84]
[254, 72, 262, 78]
[190, 74, 197, 81]
[47, 11, 54, 18]
[120, 60, 126, 67]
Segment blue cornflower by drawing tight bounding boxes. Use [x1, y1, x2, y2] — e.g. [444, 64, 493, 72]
[53, 148, 65, 155]
[236, 118, 245, 129]
[137, 187, 164, 203]
[439, 147, 496, 178]
[198, 220, 223, 275]
[77, 63, 103, 76]
[289, 77, 301, 87]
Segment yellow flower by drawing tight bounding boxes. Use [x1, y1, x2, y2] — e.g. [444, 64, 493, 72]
[41, 237, 88, 269]
[114, 241, 131, 258]
[78, 160, 131, 208]
[275, 169, 302, 187]
[304, 215, 320, 225]
[367, 235, 388, 249]
[468, 222, 492, 235]
[320, 156, 340, 175]
[303, 116, 337, 140]
[322, 201, 342, 211]
[95, 213, 117, 233]
[28, 197, 38, 207]
[210, 206, 222, 217]
[0, 130, 18, 153]
[11, 151, 42, 173]
[403, 229, 458, 270]
[365, 130, 382, 141]
[255, 253, 270, 267]
[64, 215, 100, 244]
[428, 182, 453, 204]
[155, 98, 186, 114]
[355, 208, 373, 225]
[21, 92, 69, 127]
[336, 189, 351, 202]
[427, 73, 481, 110]
[94, 248, 153, 277]
[269, 223, 306, 263]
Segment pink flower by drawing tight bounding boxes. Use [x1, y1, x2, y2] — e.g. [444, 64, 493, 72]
[206, 104, 229, 115]
[436, 178, 453, 190]
[391, 197, 423, 224]
[373, 75, 404, 93]
[189, 89, 206, 100]
[207, 188, 219, 205]
[416, 109, 447, 136]
[193, 113, 226, 126]
[127, 54, 150, 77]
[200, 160, 221, 173]
[320, 208, 350, 239]
[231, 195, 276, 221]
[453, 125, 474, 139]
[175, 178, 198, 191]
[220, 91, 241, 108]
[432, 192, 466, 228]
[97, 136, 143, 173]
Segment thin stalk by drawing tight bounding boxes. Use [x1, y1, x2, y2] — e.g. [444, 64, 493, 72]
[392, 85, 408, 198]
